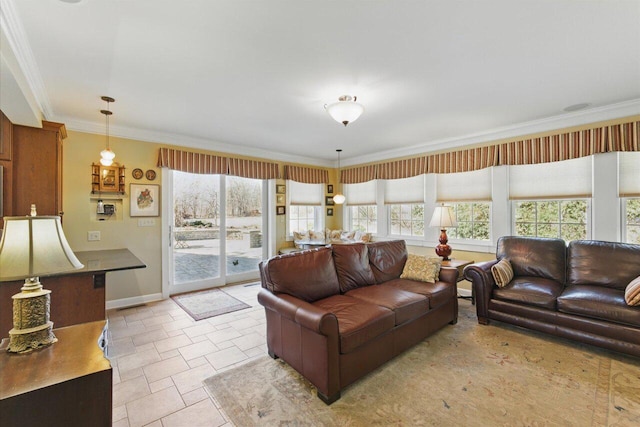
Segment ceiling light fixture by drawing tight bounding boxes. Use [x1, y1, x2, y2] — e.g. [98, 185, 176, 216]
[333, 149, 346, 205]
[325, 95, 364, 126]
[99, 96, 116, 166]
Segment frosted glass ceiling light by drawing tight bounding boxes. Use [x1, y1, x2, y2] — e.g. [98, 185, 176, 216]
[325, 95, 364, 126]
[100, 96, 116, 166]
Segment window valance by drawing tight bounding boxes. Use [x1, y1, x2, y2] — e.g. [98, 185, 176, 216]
[343, 119, 639, 178]
[284, 165, 329, 184]
[157, 148, 280, 179]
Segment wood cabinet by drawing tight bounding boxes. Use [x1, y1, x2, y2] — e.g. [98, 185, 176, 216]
[0, 321, 112, 427]
[92, 163, 126, 194]
[0, 111, 66, 226]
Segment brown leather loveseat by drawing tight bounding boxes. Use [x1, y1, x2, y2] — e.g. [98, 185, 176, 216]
[258, 240, 458, 404]
[464, 236, 640, 357]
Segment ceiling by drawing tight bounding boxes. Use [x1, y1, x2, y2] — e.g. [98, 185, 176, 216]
[1, 0, 639, 167]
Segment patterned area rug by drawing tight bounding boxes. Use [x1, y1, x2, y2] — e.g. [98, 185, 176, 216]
[171, 288, 250, 321]
[204, 302, 640, 426]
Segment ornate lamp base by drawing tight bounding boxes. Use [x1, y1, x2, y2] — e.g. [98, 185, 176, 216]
[435, 228, 452, 261]
[7, 277, 57, 353]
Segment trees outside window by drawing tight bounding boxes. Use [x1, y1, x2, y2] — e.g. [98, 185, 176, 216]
[349, 205, 377, 233]
[514, 199, 588, 241]
[289, 205, 316, 234]
[389, 204, 424, 237]
[447, 202, 490, 241]
[625, 198, 640, 244]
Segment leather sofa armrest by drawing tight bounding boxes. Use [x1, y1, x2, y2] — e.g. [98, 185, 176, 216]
[438, 267, 458, 284]
[258, 289, 338, 335]
[464, 260, 498, 323]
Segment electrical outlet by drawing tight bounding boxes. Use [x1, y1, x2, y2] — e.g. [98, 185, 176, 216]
[87, 231, 101, 241]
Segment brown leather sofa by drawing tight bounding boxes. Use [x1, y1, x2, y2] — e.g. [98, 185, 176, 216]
[464, 236, 640, 357]
[258, 240, 458, 404]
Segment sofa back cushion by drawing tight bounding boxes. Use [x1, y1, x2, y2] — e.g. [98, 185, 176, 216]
[332, 243, 376, 292]
[567, 240, 640, 290]
[497, 236, 566, 283]
[260, 247, 340, 302]
[367, 240, 408, 283]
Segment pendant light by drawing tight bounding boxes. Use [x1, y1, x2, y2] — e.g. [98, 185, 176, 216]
[99, 96, 116, 166]
[333, 149, 346, 205]
[325, 95, 364, 126]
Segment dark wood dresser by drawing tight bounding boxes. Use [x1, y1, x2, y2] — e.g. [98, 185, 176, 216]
[0, 321, 112, 427]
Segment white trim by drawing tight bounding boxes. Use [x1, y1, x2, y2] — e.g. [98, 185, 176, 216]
[106, 293, 164, 310]
[0, 0, 53, 119]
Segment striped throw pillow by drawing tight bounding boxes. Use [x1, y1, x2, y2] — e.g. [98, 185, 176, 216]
[491, 258, 514, 288]
[625, 276, 640, 306]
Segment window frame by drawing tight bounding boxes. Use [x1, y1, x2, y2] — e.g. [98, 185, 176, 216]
[622, 197, 640, 244]
[286, 205, 323, 238]
[446, 201, 492, 243]
[348, 205, 378, 234]
[511, 198, 592, 242]
[387, 203, 425, 238]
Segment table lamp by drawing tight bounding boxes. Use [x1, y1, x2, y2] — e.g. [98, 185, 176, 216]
[429, 204, 457, 261]
[0, 205, 83, 353]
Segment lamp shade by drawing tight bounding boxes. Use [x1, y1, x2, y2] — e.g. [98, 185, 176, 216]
[0, 216, 84, 281]
[429, 205, 457, 228]
[325, 95, 364, 126]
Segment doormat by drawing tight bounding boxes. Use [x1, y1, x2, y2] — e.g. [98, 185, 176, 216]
[171, 288, 251, 321]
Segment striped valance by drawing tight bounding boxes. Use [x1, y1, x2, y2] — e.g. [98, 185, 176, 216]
[341, 164, 378, 184]
[157, 148, 280, 179]
[157, 148, 227, 174]
[345, 119, 639, 177]
[284, 165, 329, 184]
[227, 158, 280, 180]
[377, 157, 428, 179]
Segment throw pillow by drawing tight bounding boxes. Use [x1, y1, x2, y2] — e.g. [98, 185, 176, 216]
[292, 231, 308, 243]
[400, 254, 441, 283]
[491, 258, 514, 288]
[625, 276, 640, 306]
[309, 230, 325, 243]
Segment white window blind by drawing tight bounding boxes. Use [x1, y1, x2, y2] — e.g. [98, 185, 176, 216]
[384, 175, 425, 204]
[509, 156, 592, 200]
[345, 180, 377, 205]
[436, 168, 491, 202]
[620, 152, 640, 197]
[288, 181, 322, 205]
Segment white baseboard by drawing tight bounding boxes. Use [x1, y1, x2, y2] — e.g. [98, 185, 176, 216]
[106, 293, 164, 310]
[458, 288, 472, 297]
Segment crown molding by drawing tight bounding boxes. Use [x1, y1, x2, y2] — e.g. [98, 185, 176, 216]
[0, 0, 52, 120]
[342, 98, 640, 167]
[60, 117, 336, 169]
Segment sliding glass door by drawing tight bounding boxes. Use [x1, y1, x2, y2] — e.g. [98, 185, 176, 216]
[165, 171, 266, 295]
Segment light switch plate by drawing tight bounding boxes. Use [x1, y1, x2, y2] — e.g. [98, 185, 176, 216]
[88, 231, 101, 241]
[138, 218, 156, 227]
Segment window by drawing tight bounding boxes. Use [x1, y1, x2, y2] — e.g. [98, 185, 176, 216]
[447, 202, 491, 241]
[624, 198, 640, 244]
[513, 200, 589, 241]
[389, 204, 424, 236]
[287, 181, 323, 235]
[349, 205, 377, 233]
[288, 205, 317, 234]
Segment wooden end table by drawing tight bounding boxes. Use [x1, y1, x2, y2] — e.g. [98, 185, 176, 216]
[441, 259, 475, 304]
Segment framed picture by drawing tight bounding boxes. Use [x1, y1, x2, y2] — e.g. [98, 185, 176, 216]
[327, 207, 334, 216]
[276, 194, 285, 204]
[277, 206, 286, 215]
[327, 184, 334, 194]
[130, 184, 160, 217]
[326, 196, 335, 206]
[276, 184, 286, 194]
[100, 166, 119, 192]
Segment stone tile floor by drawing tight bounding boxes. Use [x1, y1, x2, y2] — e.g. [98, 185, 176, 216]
[108, 282, 265, 427]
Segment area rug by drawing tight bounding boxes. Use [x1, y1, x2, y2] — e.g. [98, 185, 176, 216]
[171, 288, 250, 321]
[204, 303, 640, 426]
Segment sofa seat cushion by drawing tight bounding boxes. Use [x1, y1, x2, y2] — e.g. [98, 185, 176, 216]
[382, 278, 454, 309]
[558, 285, 640, 327]
[493, 276, 564, 310]
[345, 285, 429, 326]
[313, 295, 395, 354]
